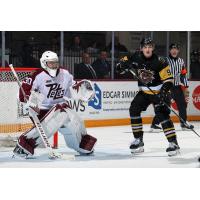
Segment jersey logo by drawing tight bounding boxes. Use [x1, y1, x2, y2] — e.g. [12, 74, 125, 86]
[46, 83, 64, 100]
[138, 68, 155, 84]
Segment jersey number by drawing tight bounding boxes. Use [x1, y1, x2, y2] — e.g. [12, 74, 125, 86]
[167, 69, 171, 76]
[24, 77, 32, 85]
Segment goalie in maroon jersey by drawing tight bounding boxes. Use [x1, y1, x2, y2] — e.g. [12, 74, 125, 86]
[13, 51, 97, 158]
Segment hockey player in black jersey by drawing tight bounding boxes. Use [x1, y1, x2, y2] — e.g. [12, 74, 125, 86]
[117, 38, 180, 156]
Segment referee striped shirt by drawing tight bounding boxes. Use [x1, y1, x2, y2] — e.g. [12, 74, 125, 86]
[166, 55, 188, 87]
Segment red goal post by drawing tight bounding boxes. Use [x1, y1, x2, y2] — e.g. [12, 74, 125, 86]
[0, 67, 58, 148]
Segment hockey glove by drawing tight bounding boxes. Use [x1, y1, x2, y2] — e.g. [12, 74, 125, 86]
[116, 60, 130, 75]
[70, 80, 95, 102]
[25, 90, 44, 117]
[157, 81, 173, 105]
[157, 90, 169, 105]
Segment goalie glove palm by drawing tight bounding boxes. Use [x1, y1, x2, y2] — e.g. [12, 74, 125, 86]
[71, 80, 95, 102]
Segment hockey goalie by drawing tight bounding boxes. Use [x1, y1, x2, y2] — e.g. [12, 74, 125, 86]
[13, 51, 97, 158]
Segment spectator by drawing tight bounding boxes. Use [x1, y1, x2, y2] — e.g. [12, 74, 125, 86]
[69, 36, 84, 52]
[21, 38, 40, 67]
[190, 50, 200, 79]
[74, 53, 97, 79]
[51, 34, 60, 54]
[92, 51, 111, 79]
[107, 36, 128, 53]
[86, 41, 100, 54]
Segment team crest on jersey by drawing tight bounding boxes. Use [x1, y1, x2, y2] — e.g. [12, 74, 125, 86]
[46, 83, 64, 99]
[138, 68, 155, 84]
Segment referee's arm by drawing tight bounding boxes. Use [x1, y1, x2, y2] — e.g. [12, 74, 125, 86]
[180, 61, 189, 88]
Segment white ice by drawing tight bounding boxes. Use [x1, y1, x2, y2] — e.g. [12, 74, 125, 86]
[0, 122, 200, 168]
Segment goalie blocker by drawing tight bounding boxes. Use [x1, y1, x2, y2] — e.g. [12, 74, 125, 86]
[15, 102, 97, 156]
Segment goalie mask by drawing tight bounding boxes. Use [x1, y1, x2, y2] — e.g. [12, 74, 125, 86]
[40, 51, 59, 77]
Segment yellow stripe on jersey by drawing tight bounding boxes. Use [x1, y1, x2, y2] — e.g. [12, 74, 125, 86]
[143, 90, 160, 95]
[159, 65, 173, 81]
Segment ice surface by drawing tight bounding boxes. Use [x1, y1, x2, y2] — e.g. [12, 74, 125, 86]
[0, 122, 200, 168]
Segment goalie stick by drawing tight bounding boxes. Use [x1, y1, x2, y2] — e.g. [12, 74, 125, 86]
[9, 64, 74, 160]
[128, 68, 200, 138]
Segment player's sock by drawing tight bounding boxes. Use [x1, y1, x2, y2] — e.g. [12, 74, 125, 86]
[130, 116, 143, 138]
[161, 119, 180, 156]
[161, 119, 176, 141]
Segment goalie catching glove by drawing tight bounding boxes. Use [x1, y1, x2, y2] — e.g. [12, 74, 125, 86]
[69, 79, 95, 102]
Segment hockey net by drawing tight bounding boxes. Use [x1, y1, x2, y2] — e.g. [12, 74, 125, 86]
[0, 68, 58, 148]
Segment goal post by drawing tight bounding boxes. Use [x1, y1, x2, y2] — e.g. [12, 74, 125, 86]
[0, 67, 58, 147]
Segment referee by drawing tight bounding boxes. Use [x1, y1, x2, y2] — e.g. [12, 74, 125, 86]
[167, 43, 189, 130]
[151, 43, 190, 131]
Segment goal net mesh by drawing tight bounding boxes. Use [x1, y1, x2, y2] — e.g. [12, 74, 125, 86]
[0, 68, 38, 147]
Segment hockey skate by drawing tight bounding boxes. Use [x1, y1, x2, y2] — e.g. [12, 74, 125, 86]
[166, 142, 180, 157]
[13, 144, 31, 159]
[150, 124, 162, 133]
[181, 124, 193, 131]
[130, 138, 144, 154]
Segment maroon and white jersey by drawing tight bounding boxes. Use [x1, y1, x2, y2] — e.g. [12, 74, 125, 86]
[19, 68, 75, 110]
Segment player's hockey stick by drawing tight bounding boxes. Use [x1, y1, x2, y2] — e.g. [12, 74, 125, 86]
[128, 68, 200, 138]
[9, 64, 74, 160]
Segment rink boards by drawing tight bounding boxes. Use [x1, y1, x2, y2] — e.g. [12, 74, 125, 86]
[0, 80, 199, 133]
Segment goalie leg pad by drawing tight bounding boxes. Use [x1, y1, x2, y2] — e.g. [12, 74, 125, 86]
[18, 103, 71, 149]
[59, 109, 97, 154]
[59, 127, 81, 150]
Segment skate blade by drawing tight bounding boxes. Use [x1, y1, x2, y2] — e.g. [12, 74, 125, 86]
[168, 149, 180, 157]
[181, 128, 191, 131]
[149, 128, 161, 133]
[12, 153, 35, 159]
[131, 147, 144, 154]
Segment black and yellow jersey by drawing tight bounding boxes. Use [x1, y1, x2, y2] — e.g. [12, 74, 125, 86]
[123, 52, 173, 94]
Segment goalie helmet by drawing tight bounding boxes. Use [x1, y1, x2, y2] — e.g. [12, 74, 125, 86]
[40, 51, 59, 77]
